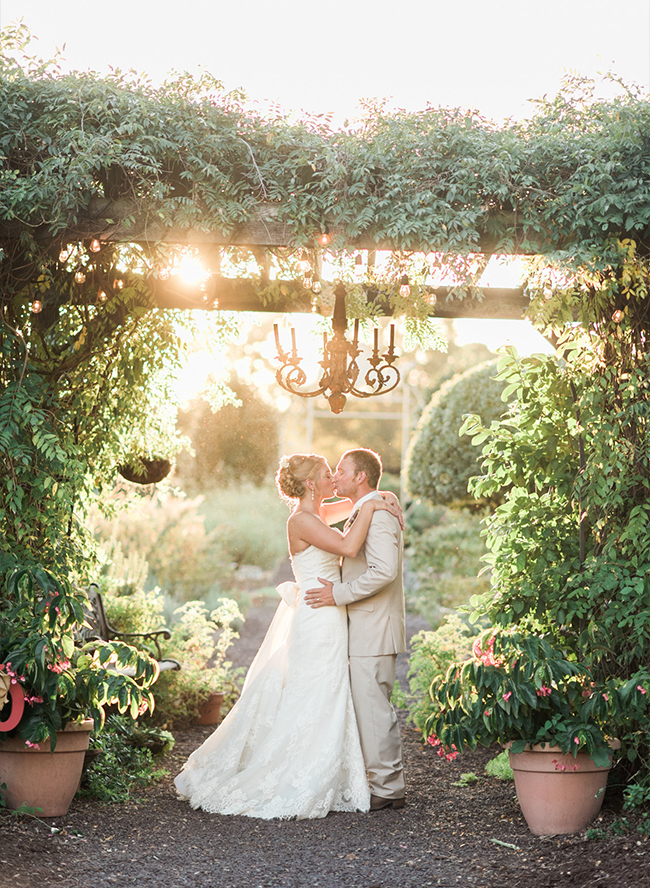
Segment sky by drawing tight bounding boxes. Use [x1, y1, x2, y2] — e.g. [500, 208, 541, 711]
[1, 0, 648, 125]
[1, 0, 644, 377]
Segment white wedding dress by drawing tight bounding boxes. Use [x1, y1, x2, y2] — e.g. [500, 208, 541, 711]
[174, 544, 371, 819]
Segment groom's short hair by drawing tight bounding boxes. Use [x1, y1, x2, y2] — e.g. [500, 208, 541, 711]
[343, 448, 382, 489]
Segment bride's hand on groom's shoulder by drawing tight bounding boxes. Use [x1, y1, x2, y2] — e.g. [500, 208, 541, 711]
[376, 494, 404, 530]
[304, 578, 335, 608]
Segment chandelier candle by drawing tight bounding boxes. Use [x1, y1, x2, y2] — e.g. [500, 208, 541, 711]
[273, 284, 400, 414]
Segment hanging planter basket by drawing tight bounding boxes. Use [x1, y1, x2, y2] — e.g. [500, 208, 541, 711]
[118, 457, 172, 485]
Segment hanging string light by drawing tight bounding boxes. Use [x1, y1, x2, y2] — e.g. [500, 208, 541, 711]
[399, 274, 411, 297]
[273, 283, 400, 414]
[31, 300, 42, 313]
[297, 251, 313, 289]
[74, 270, 87, 284]
[89, 238, 102, 253]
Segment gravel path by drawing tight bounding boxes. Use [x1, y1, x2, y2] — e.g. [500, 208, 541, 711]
[2, 595, 649, 888]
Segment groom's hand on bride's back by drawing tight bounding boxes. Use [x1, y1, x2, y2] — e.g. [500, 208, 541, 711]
[304, 578, 335, 608]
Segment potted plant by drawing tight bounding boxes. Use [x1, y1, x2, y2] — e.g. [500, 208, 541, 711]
[422, 630, 647, 834]
[145, 598, 244, 729]
[0, 563, 159, 816]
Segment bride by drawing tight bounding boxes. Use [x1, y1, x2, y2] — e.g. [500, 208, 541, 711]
[174, 452, 400, 820]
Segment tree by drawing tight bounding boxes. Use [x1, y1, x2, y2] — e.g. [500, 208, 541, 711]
[176, 377, 280, 488]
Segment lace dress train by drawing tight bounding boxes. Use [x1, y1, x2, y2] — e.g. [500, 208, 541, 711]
[174, 545, 370, 819]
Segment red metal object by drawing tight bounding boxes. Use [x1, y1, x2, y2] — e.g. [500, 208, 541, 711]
[0, 683, 25, 732]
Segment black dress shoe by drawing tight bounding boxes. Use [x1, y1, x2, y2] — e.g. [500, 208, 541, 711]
[370, 794, 406, 811]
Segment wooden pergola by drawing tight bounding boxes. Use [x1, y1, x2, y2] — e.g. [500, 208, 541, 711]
[6, 198, 529, 320]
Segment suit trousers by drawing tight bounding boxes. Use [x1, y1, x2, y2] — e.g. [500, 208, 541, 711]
[349, 653, 405, 800]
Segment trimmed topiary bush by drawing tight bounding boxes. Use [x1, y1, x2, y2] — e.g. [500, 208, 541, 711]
[404, 360, 510, 507]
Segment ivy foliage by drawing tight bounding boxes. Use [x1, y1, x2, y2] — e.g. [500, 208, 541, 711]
[3, 26, 650, 309]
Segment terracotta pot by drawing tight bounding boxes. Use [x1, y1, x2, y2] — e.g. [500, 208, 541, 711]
[508, 742, 618, 836]
[197, 692, 225, 726]
[0, 719, 94, 817]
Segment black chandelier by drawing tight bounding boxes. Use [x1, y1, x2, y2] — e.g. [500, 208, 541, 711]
[273, 283, 400, 414]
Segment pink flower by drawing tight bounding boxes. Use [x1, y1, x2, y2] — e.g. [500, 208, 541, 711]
[574, 737, 580, 744]
[602, 693, 609, 702]
[472, 635, 503, 667]
[502, 692, 512, 702]
[24, 740, 40, 750]
[536, 685, 552, 697]
[24, 695, 44, 706]
[638, 686, 647, 695]
[484, 710, 491, 717]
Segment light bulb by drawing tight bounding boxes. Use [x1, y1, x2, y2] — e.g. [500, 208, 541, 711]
[317, 233, 330, 247]
[311, 280, 322, 294]
[75, 270, 86, 284]
[59, 249, 69, 263]
[31, 300, 42, 313]
[302, 275, 312, 289]
[399, 274, 411, 297]
[612, 310, 623, 323]
[97, 290, 107, 303]
[89, 238, 101, 253]
[113, 278, 124, 290]
[354, 256, 364, 278]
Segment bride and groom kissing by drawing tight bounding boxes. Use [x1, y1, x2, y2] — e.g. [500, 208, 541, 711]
[174, 448, 406, 819]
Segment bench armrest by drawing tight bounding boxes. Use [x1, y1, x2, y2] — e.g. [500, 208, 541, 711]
[107, 628, 171, 660]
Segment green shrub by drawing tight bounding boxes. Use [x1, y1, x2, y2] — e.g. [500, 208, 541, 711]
[79, 715, 173, 803]
[91, 488, 236, 601]
[150, 598, 245, 728]
[405, 360, 511, 507]
[100, 582, 245, 728]
[406, 508, 490, 623]
[199, 483, 288, 569]
[485, 750, 514, 781]
[406, 615, 478, 732]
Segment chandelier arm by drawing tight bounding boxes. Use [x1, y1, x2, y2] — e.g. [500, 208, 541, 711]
[275, 365, 331, 398]
[348, 364, 401, 398]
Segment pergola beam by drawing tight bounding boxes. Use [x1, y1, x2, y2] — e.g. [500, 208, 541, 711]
[0, 198, 520, 255]
[153, 277, 529, 319]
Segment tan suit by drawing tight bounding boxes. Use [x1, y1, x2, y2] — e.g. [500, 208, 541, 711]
[332, 493, 406, 800]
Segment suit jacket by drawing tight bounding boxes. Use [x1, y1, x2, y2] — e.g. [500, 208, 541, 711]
[332, 493, 406, 656]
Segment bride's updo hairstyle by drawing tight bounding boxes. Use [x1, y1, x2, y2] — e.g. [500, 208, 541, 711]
[276, 453, 326, 503]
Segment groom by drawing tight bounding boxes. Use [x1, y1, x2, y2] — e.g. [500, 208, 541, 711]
[304, 447, 406, 811]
